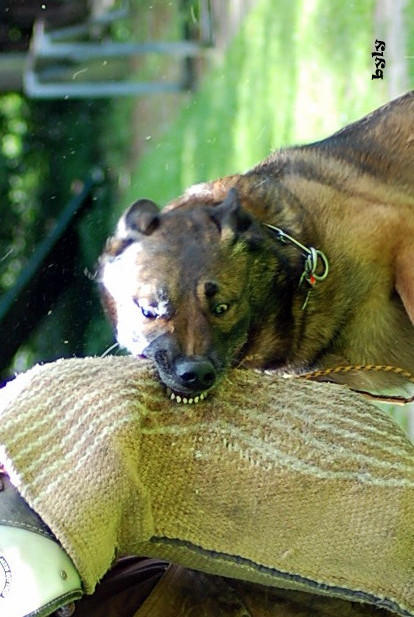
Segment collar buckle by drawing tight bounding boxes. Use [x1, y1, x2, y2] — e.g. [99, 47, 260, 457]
[264, 224, 329, 310]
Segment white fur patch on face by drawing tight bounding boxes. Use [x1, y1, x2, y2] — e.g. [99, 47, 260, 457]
[116, 323, 148, 356]
[101, 244, 144, 299]
[101, 245, 149, 356]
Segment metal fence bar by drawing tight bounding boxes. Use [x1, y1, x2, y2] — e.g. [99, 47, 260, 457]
[24, 70, 184, 98]
[0, 176, 97, 323]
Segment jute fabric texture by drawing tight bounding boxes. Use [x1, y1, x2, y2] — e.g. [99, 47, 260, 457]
[0, 357, 413, 616]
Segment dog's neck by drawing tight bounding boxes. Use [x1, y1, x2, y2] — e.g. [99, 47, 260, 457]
[263, 223, 330, 311]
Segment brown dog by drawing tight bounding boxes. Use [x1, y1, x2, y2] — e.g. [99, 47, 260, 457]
[99, 91, 414, 402]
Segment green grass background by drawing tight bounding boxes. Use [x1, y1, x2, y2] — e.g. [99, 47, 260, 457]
[111, 0, 414, 214]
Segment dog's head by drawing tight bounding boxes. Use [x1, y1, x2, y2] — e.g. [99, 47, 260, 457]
[99, 189, 276, 402]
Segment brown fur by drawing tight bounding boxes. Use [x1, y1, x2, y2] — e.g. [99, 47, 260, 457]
[99, 92, 414, 397]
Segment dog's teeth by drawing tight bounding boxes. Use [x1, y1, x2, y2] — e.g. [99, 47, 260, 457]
[167, 390, 208, 404]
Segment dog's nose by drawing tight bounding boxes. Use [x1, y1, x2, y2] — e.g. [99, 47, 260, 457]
[174, 356, 216, 391]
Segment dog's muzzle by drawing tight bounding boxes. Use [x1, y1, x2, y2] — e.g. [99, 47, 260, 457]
[143, 335, 219, 402]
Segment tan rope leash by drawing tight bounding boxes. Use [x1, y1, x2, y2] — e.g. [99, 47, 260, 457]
[298, 364, 414, 405]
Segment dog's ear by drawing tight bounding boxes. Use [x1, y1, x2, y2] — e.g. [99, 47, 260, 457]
[122, 199, 160, 236]
[103, 199, 160, 258]
[210, 188, 256, 242]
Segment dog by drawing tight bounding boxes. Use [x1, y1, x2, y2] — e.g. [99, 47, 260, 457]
[99, 91, 414, 402]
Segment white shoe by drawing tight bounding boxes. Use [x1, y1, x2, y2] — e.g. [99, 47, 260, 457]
[0, 474, 82, 617]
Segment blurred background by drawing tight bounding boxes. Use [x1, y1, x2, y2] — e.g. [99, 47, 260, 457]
[0, 0, 412, 430]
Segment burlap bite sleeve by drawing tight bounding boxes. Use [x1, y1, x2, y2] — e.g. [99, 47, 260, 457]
[0, 356, 413, 616]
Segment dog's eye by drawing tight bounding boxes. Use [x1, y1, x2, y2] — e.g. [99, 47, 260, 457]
[133, 297, 158, 319]
[140, 306, 157, 320]
[212, 303, 229, 316]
